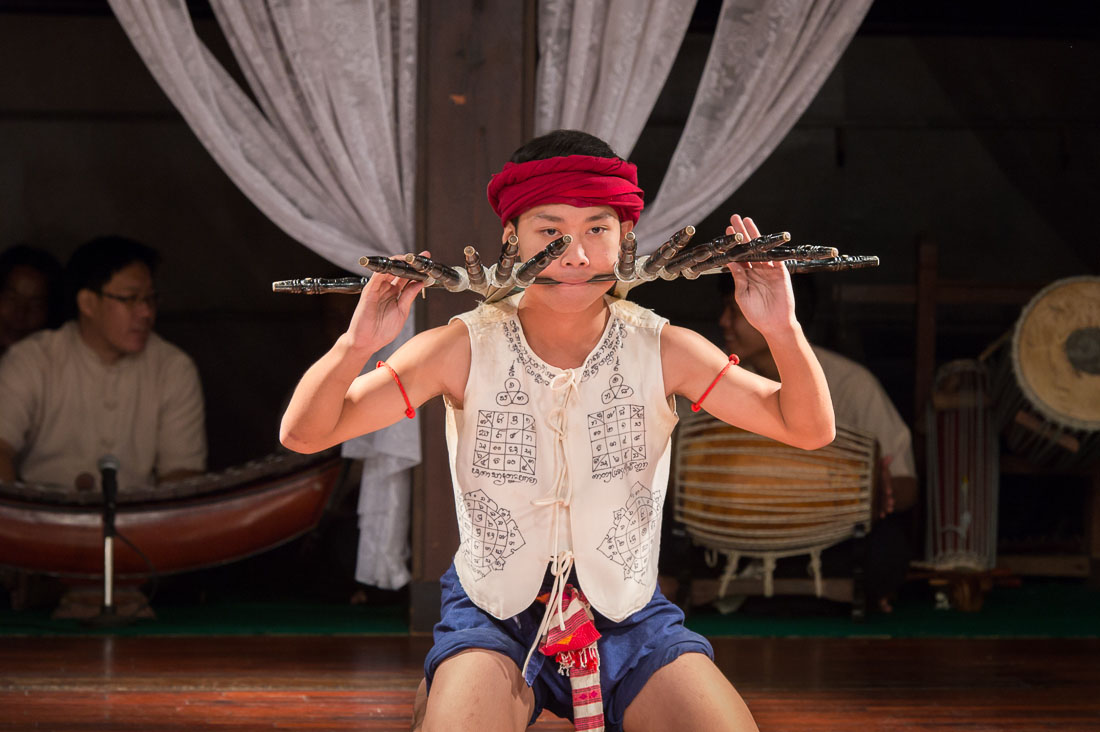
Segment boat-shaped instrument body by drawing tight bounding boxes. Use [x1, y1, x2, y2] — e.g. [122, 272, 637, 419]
[0, 450, 343, 579]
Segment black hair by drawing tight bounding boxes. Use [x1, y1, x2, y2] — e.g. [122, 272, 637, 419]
[64, 235, 161, 313]
[505, 130, 624, 228]
[509, 129, 621, 164]
[0, 245, 64, 328]
[0, 245, 62, 291]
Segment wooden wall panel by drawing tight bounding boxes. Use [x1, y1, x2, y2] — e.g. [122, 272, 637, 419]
[411, 0, 535, 631]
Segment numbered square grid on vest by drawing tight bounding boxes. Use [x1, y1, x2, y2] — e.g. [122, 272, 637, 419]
[588, 404, 646, 472]
[474, 410, 536, 475]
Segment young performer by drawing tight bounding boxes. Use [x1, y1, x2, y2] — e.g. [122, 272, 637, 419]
[280, 130, 834, 732]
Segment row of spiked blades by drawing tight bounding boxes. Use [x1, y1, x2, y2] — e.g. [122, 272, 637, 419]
[273, 225, 878, 302]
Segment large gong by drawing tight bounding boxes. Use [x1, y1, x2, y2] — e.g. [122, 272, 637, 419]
[985, 276, 1100, 469]
[1012, 276, 1100, 432]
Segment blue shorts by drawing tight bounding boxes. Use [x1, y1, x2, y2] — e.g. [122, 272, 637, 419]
[424, 563, 713, 731]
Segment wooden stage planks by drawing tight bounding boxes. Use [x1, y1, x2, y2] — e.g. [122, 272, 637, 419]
[2, 636, 1098, 730]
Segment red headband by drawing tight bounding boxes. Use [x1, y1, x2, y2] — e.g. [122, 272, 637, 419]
[487, 155, 645, 226]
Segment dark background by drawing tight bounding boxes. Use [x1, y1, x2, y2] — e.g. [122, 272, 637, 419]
[1, 0, 1097, 599]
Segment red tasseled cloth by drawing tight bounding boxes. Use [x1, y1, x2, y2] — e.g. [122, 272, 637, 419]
[539, 584, 605, 732]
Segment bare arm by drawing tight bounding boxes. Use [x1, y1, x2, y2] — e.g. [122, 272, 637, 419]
[662, 215, 834, 450]
[279, 262, 470, 454]
[662, 325, 834, 450]
[156, 355, 207, 480]
[879, 459, 919, 516]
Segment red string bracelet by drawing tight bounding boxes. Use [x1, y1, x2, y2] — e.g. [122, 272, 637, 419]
[691, 353, 740, 413]
[377, 360, 415, 419]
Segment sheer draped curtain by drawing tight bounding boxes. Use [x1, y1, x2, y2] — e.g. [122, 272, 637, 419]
[633, 0, 873, 244]
[108, 0, 420, 589]
[535, 0, 871, 245]
[535, 0, 697, 158]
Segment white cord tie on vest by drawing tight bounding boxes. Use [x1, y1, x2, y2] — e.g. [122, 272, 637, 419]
[522, 369, 582, 678]
[522, 549, 575, 677]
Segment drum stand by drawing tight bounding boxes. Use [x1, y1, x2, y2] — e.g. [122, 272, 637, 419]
[851, 525, 867, 621]
[907, 566, 1014, 612]
[710, 542, 868, 621]
[668, 541, 870, 621]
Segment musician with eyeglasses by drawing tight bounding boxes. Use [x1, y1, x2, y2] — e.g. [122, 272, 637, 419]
[0, 236, 206, 492]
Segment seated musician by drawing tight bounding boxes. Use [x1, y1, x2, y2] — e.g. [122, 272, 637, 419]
[718, 277, 917, 612]
[0, 236, 207, 492]
[0, 244, 62, 358]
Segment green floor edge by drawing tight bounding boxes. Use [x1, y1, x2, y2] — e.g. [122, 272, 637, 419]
[0, 600, 409, 637]
[684, 582, 1100, 639]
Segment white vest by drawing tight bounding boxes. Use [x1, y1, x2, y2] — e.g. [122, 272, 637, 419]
[445, 294, 678, 622]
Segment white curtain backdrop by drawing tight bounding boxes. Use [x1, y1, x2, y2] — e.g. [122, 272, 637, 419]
[535, 0, 697, 159]
[633, 0, 873, 245]
[342, 335, 418, 590]
[108, 0, 420, 588]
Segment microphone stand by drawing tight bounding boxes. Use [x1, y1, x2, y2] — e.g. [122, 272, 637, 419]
[83, 455, 134, 627]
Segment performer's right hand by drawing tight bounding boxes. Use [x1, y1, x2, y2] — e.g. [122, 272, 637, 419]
[345, 251, 427, 354]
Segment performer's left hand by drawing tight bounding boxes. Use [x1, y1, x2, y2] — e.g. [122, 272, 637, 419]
[724, 214, 797, 336]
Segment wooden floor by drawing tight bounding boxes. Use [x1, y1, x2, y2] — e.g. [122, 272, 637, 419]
[2, 635, 1098, 730]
